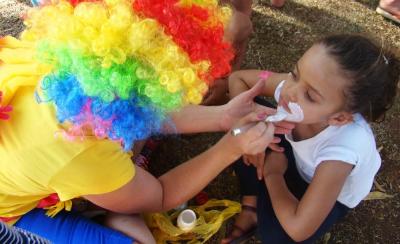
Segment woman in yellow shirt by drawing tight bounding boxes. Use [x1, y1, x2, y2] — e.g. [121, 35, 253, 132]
[0, 59, 292, 243]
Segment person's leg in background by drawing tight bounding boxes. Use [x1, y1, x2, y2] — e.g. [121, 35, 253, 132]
[203, 0, 287, 105]
[377, 0, 400, 23]
[270, 0, 286, 8]
[202, 5, 253, 105]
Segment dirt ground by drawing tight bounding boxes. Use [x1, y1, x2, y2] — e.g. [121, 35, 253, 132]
[1, 0, 399, 243]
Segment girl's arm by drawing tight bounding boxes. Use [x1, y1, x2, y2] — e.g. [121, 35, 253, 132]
[263, 152, 353, 242]
[228, 70, 287, 98]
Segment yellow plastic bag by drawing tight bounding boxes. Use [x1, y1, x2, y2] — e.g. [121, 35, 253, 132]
[145, 199, 241, 244]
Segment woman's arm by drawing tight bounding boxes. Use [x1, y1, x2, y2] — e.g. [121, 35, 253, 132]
[263, 152, 353, 242]
[166, 79, 295, 134]
[166, 79, 277, 133]
[165, 104, 226, 133]
[85, 111, 276, 213]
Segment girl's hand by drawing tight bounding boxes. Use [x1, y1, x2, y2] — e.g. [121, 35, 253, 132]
[220, 111, 275, 159]
[263, 151, 288, 177]
[243, 152, 265, 180]
[242, 135, 282, 180]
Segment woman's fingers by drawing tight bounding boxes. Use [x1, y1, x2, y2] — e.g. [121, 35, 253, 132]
[253, 103, 276, 115]
[247, 122, 275, 154]
[242, 79, 265, 101]
[244, 121, 268, 142]
[230, 111, 268, 136]
[236, 111, 267, 127]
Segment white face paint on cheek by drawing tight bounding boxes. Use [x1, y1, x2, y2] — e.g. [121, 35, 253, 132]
[265, 102, 304, 123]
[285, 102, 304, 122]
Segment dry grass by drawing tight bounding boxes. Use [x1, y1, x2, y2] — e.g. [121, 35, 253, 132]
[1, 0, 399, 243]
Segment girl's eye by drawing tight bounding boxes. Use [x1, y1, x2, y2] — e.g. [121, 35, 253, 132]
[306, 91, 315, 102]
[289, 71, 298, 81]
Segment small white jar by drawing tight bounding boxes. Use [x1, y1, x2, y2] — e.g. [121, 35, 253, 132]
[177, 209, 197, 231]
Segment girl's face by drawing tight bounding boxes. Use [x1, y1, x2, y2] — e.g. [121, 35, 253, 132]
[279, 44, 352, 125]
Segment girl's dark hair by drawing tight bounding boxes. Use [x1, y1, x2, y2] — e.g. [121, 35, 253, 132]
[318, 34, 400, 122]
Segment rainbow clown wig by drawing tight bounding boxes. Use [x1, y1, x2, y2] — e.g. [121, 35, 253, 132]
[0, 0, 234, 151]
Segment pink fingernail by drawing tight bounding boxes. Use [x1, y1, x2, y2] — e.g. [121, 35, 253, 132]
[259, 71, 272, 80]
[258, 112, 267, 119]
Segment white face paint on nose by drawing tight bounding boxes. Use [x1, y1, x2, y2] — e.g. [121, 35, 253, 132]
[270, 79, 304, 123]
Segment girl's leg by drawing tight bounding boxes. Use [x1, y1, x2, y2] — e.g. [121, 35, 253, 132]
[222, 97, 275, 243]
[15, 209, 138, 244]
[221, 158, 259, 243]
[257, 182, 293, 243]
[257, 185, 349, 243]
[256, 135, 298, 243]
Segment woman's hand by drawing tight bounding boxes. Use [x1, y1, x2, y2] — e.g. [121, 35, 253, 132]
[219, 111, 276, 161]
[220, 80, 274, 131]
[219, 80, 295, 135]
[263, 151, 288, 178]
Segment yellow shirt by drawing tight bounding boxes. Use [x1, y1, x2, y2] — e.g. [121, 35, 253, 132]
[0, 37, 135, 221]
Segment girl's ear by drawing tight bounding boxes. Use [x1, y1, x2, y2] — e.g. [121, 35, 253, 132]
[328, 111, 353, 126]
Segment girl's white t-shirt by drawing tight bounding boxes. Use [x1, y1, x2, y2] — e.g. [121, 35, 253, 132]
[275, 80, 381, 208]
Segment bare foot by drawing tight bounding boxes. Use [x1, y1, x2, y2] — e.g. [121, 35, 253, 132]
[221, 197, 258, 244]
[379, 0, 400, 16]
[271, 0, 286, 8]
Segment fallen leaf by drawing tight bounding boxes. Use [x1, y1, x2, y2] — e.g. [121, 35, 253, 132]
[364, 191, 394, 201]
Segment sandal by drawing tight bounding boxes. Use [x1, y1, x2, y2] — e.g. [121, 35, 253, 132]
[376, 6, 400, 24]
[134, 138, 161, 170]
[223, 205, 258, 244]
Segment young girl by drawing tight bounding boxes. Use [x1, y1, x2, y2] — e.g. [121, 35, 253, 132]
[223, 34, 400, 243]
